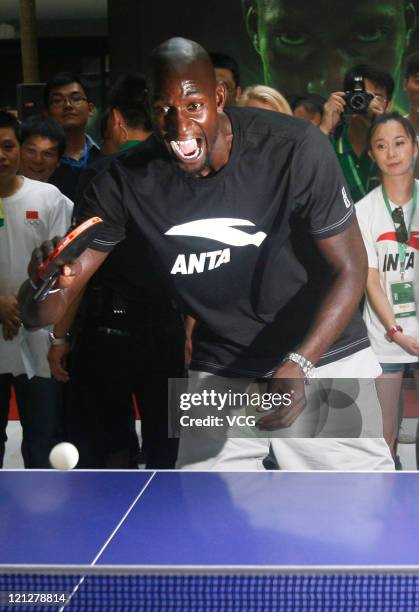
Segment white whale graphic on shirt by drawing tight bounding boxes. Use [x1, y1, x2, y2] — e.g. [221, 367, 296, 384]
[165, 218, 267, 247]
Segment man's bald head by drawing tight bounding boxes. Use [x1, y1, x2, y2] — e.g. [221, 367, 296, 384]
[150, 37, 231, 177]
[150, 37, 216, 88]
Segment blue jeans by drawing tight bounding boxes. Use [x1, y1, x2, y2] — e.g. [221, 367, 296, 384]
[0, 374, 64, 468]
[380, 362, 419, 374]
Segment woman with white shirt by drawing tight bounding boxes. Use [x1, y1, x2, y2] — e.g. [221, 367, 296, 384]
[356, 112, 419, 460]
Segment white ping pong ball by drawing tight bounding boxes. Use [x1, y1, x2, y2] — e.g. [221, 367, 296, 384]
[49, 442, 79, 470]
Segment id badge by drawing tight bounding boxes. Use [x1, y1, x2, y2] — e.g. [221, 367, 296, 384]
[390, 281, 417, 318]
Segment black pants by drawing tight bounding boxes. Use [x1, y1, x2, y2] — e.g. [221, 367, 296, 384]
[0, 374, 63, 468]
[64, 305, 184, 469]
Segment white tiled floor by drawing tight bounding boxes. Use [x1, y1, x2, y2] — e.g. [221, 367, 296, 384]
[4, 419, 418, 470]
[3, 420, 144, 469]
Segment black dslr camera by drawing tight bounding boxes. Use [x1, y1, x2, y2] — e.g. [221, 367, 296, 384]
[345, 76, 374, 114]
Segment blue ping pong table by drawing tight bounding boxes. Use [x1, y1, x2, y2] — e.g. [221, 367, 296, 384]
[1, 470, 419, 611]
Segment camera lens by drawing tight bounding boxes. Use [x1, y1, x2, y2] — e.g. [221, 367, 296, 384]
[350, 94, 365, 111]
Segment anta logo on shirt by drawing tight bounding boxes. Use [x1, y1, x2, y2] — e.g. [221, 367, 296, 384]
[382, 252, 415, 272]
[378, 231, 419, 272]
[165, 218, 267, 275]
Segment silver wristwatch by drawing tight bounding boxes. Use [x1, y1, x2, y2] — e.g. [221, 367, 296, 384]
[284, 352, 316, 379]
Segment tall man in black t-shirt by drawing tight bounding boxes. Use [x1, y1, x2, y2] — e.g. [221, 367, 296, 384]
[19, 37, 393, 471]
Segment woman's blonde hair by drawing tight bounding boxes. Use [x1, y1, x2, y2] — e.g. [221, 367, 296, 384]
[238, 85, 292, 115]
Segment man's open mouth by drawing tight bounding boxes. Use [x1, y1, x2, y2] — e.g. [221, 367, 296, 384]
[170, 138, 202, 161]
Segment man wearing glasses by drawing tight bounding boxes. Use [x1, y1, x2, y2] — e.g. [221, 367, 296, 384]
[45, 72, 104, 203]
[319, 65, 394, 203]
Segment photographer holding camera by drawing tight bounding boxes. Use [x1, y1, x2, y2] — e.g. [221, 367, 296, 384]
[320, 65, 394, 202]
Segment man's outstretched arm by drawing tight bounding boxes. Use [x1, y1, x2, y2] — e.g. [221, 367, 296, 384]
[18, 247, 108, 329]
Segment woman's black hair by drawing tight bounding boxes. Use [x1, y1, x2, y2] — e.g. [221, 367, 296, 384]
[367, 112, 417, 150]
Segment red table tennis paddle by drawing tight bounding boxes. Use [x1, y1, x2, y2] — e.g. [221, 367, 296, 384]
[33, 216, 104, 302]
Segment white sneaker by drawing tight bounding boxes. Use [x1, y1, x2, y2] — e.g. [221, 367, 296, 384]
[398, 418, 418, 444]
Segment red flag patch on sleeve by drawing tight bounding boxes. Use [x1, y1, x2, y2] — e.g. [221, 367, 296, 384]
[26, 210, 39, 219]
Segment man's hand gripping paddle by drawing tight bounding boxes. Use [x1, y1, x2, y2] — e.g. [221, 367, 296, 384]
[33, 217, 104, 302]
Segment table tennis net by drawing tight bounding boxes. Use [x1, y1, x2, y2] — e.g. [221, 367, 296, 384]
[1, 573, 419, 611]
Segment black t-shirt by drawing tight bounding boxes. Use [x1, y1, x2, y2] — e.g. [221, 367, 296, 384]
[77, 107, 369, 377]
[49, 145, 104, 204]
[75, 141, 177, 306]
[88, 223, 177, 306]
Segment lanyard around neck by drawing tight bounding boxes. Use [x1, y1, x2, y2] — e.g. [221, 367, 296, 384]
[382, 181, 417, 280]
[347, 153, 368, 197]
[338, 128, 374, 198]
